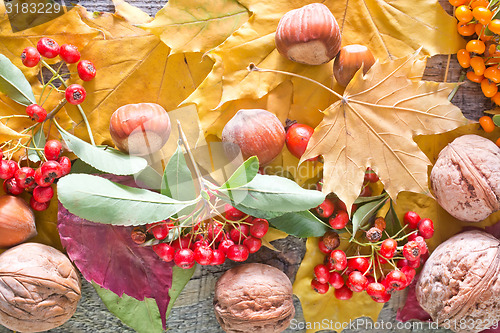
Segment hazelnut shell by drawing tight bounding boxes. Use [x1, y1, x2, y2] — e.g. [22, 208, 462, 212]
[430, 134, 500, 222]
[0, 195, 36, 248]
[416, 230, 500, 332]
[213, 263, 295, 333]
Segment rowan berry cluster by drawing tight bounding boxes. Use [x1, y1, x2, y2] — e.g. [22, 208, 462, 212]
[0, 139, 70, 211]
[131, 204, 269, 269]
[311, 207, 434, 303]
[21, 37, 96, 122]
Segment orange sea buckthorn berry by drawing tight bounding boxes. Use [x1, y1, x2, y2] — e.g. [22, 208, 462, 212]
[493, 92, 500, 105]
[489, 19, 500, 34]
[481, 78, 498, 97]
[467, 39, 486, 54]
[473, 7, 493, 25]
[475, 24, 493, 41]
[484, 66, 500, 83]
[471, 0, 489, 9]
[479, 115, 496, 132]
[449, 0, 467, 5]
[496, 137, 500, 147]
[470, 56, 486, 75]
[457, 22, 476, 36]
[467, 70, 484, 83]
[456, 5, 474, 22]
[457, 49, 471, 68]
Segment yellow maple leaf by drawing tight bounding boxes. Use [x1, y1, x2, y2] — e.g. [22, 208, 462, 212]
[301, 52, 469, 213]
[182, 0, 463, 134]
[140, 0, 250, 54]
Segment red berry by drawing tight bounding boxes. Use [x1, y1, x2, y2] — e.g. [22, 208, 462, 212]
[29, 196, 50, 211]
[328, 210, 349, 229]
[171, 236, 192, 250]
[152, 243, 175, 262]
[316, 198, 335, 218]
[229, 224, 250, 243]
[285, 123, 314, 159]
[418, 218, 434, 239]
[413, 235, 428, 254]
[21, 47, 40, 67]
[371, 292, 391, 303]
[347, 271, 368, 292]
[34, 167, 52, 187]
[65, 84, 86, 105]
[403, 241, 421, 261]
[218, 239, 235, 254]
[400, 266, 416, 287]
[194, 245, 214, 265]
[77, 60, 96, 81]
[59, 44, 80, 63]
[25, 104, 47, 122]
[150, 222, 170, 240]
[207, 220, 224, 242]
[366, 282, 386, 298]
[347, 257, 370, 274]
[44, 140, 62, 160]
[0, 160, 18, 180]
[210, 249, 226, 265]
[130, 227, 146, 245]
[379, 238, 398, 259]
[364, 167, 379, 183]
[174, 248, 195, 269]
[359, 185, 372, 197]
[57, 156, 72, 176]
[318, 231, 340, 254]
[243, 236, 262, 253]
[14, 167, 35, 189]
[193, 239, 209, 251]
[311, 278, 329, 294]
[334, 285, 353, 300]
[366, 274, 376, 285]
[397, 258, 420, 269]
[41, 160, 63, 181]
[224, 204, 245, 221]
[3, 177, 23, 195]
[328, 271, 344, 289]
[0, 149, 3, 160]
[32, 185, 54, 203]
[328, 250, 347, 271]
[250, 218, 269, 238]
[226, 244, 250, 262]
[314, 264, 330, 284]
[403, 211, 421, 229]
[37, 38, 60, 58]
[384, 270, 408, 291]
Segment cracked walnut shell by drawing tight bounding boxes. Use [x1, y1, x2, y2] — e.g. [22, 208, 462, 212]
[416, 230, 500, 333]
[213, 263, 295, 333]
[0, 243, 81, 332]
[430, 134, 500, 222]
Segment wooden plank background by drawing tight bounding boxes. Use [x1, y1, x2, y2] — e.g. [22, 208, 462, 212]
[0, 0, 488, 332]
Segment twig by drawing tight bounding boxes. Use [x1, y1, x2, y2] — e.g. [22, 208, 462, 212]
[177, 120, 206, 193]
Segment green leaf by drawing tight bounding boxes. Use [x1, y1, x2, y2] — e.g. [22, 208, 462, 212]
[384, 201, 403, 240]
[493, 114, 500, 127]
[135, 165, 163, 191]
[27, 127, 46, 163]
[69, 159, 103, 175]
[166, 265, 195, 318]
[269, 210, 329, 238]
[93, 284, 163, 333]
[353, 193, 389, 205]
[161, 143, 196, 200]
[0, 54, 36, 106]
[351, 196, 389, 239]
[58, 127, 147, 175]
[57, 174, 198, 226]
[220, 156, 259, 191]
[218, 174, 325, 218]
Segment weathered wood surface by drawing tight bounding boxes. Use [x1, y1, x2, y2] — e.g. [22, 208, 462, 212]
[0, 0, 487, 332]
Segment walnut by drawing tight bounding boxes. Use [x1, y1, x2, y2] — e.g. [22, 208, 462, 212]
[0, 243, 81, 332]
[213, 263, 295, 333]
[415, 230, 500, 333]
[430, 134, 500, 222]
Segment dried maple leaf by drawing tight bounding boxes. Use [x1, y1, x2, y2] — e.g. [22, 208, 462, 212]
[301, 52, 469, 212]
[183, 0, 464, 135]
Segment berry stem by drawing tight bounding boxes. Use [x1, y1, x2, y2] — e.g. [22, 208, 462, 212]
[448, 69, 466, 102]
[40, 59, 96, 146]
[248, 63, 343, 100]
[177, 120, 206, 194]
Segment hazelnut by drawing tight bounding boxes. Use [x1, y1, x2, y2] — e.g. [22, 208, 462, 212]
[333, 44, 376, 86]
[213, 263, 295, 333]
[275, 3, 341, 65]
[222, 109, 285, 166]
[109, 102, 171, 156]
[416, 230, 500, 332]
[0, 195, 36, 248]
[430, 134, 500, 222]
[0, 243, 81, 332]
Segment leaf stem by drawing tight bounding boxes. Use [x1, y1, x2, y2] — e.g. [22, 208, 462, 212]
[177, 120, 205, 193]
[248, 63, 343, 100]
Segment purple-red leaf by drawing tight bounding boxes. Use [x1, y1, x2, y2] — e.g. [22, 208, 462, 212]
[396, 275, 431, 322]
[57, 175, 173, 329]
